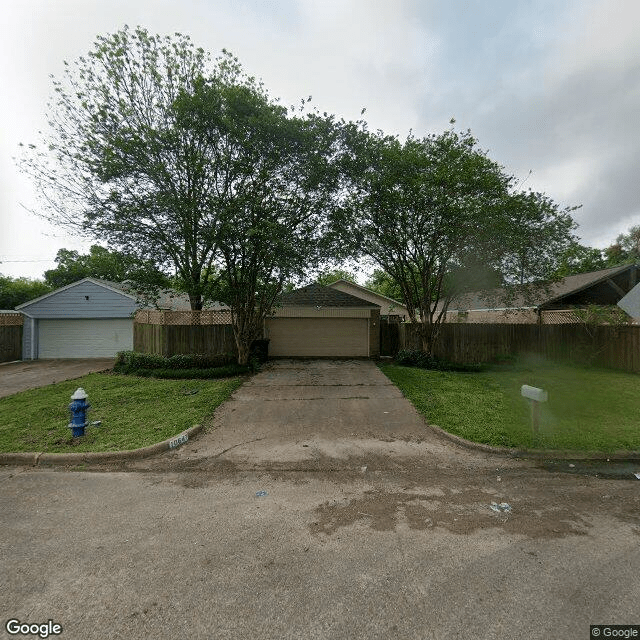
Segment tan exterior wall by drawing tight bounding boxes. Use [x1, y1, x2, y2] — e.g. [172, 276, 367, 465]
[265, 317, 370, 357]
[328, 282, 408, 317]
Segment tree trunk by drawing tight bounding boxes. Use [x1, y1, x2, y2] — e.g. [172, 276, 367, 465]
[236, 339, 250, 366]
[418, 321, 437, 358]
[189, 294, 203, 311]
[232, 307, 260, 366]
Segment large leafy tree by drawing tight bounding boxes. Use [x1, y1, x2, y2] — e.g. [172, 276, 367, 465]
[364, 269, 405, 302]
[0, 275, 52, 309]
[44, 245, 170, 289]
[338, 127, 577, 355]
[551, 241, 607, 278]
[173, 78, 343, 363]
[19, 26, 227, 310]
[604, 225, 640, 266]
[316, 268, 358, 287]
[498, 189, 577, 285]
[20, 26, 344, 364]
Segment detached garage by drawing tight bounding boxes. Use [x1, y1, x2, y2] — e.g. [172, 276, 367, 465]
[265, 284, 380, 358]
[17, 278, 138, 359]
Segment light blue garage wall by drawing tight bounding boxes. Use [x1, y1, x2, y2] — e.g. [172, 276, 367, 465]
[19, 279, 139, 359]
[19, 280, 138, 319]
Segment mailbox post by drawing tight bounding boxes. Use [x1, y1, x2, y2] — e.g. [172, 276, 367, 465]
[521, 385, 548, 443]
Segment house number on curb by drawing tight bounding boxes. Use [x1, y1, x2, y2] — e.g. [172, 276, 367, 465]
[169, 434, 189, 449]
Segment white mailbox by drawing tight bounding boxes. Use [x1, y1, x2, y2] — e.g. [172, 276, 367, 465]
[521, 385, 548, 403]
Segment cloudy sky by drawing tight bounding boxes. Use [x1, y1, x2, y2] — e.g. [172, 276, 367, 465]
[1, 0, 639, 279]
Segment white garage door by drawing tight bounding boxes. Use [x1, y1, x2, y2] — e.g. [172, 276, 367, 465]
[266, 317, 369, 357]
[38, 318, 134, 358]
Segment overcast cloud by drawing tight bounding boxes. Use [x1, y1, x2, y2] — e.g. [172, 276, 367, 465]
[1, 0, 639, 279]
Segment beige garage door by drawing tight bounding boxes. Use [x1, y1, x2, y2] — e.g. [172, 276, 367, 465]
[38, 318, 134, 358]
[266, 317, 369, 357]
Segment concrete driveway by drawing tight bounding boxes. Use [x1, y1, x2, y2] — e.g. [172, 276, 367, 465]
[0, 358, 115, 398]
[156, 358, 489, 469]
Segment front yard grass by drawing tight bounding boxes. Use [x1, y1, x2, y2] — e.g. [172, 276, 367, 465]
[380, 361, 640, 452]
[0, 372, 243, 453]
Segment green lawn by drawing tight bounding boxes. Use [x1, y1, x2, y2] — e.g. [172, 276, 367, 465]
[380, 362, 640, 452]
[0, 373, 243, 453]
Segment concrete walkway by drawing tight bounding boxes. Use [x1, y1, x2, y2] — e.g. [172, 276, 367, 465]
[0, 359, 115, 398]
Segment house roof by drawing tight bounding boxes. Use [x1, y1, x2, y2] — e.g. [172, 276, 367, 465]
[449, 264, 640, 311]
[279, 283, 380, 308]
[16, 277, 229, 312]
[16, 277, 138, 310]
[328, 279, 407, 309]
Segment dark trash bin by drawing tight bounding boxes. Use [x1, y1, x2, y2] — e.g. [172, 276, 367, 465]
[249, 339, 270, 363]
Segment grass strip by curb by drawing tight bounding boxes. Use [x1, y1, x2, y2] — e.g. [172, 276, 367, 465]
[379, 362, 640, 453]
[0, 372, 244, 454]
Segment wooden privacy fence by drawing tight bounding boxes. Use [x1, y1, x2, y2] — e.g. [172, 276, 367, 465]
[0, 313, 23, 363]
[380, 321, 401, 357]
[134, 316, 236, 358]
[399, 323, 640, 373]
[134, 309, 236, 358]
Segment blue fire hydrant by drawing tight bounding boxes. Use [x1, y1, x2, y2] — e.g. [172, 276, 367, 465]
[68, 388, 90, 438]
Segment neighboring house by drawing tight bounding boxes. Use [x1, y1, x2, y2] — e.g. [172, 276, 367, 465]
[444, 264, 640, 324]
[327, 279, 409, 321]
[265, 283, 380, 358]
[16, 278, 229, 359]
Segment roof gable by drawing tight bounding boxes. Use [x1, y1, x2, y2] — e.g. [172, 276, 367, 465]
[279, 283, 380, 308]
[16, 278, 230, 312]
[16, 277, 137, 310]
[16, 278, 140, 319]
[449, 265, 640, 311]
[328, 279, 406, 309]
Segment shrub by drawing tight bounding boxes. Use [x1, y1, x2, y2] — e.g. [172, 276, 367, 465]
[114, 351, 235, 373]
[132, 365, 250, 379]
[394, 349, 483, 372]
[395, 349, 436, 368]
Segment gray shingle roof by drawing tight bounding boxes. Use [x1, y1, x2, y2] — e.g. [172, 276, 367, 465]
[449, 264, 639, 310]
[279, 283, 380, 308]
[328, 279, 406, 308]
[84, 278, 229, 311]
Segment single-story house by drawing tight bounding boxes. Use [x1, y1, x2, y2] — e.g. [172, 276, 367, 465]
[265, 283, 380, 358]
[16, 278, 227, 359]
[16, 278, 380, 360]
[444, 264, 640, 324]
[327, 279, 409, 321]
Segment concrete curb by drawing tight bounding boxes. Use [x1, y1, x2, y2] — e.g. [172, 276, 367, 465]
[426, 422, 640, 461]
[0, 424, 204, 467]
